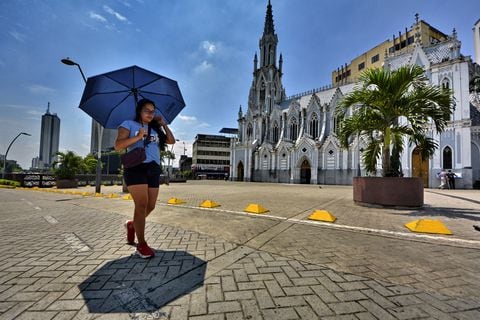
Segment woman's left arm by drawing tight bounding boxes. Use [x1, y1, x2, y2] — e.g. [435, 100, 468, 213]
[162, 123, 175, 144]
[155, 116, 176, 144]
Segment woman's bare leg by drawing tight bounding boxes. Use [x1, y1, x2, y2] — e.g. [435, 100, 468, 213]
[127, 184, 149, 244]
[145, 187, 159, 218]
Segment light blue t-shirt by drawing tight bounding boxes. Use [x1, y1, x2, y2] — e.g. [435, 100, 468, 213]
[119, 120, 161, 165]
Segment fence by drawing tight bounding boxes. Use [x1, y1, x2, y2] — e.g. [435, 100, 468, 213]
[4, 173, 123, 188]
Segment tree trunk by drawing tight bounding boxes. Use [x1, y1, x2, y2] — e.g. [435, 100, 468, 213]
[382, 127, 391, 177]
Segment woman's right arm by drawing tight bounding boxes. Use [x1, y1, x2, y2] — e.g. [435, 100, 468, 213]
[114, 127, 144, 151]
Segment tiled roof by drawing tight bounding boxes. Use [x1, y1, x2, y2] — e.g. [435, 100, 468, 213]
[386, 39, 460, 69]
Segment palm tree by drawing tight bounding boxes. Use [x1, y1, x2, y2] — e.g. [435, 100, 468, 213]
[52, 151, 83, 180]
[335, 65, 453, 177]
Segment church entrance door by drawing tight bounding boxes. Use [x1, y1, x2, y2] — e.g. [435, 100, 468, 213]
[412, 147, 429, 187]
[237, 162, 244, 181]
[300, 160, 311, 184]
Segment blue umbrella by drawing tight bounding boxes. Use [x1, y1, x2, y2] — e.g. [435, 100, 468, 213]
[78, 65, 186, 129]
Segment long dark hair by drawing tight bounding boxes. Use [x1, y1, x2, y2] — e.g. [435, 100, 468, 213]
[135, 98, 166, 150]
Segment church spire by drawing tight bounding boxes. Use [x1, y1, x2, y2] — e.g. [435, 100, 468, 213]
[263, 0, 275, 36]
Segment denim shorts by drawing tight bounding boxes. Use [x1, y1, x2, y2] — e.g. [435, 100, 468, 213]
[124, 161, 162, 188]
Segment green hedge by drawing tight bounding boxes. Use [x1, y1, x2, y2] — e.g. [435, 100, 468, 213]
[0, 179, 20, 187]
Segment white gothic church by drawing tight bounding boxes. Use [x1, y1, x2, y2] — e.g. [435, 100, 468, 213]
[230, 2, 480, 189]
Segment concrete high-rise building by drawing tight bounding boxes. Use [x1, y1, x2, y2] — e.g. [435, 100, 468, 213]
[192, 134, 231, 179]
[39, 102, 60, 168]
[90, 120, 117, 154]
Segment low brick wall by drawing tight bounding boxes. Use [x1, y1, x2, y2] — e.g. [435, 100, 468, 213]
[353, 177, 424, 207]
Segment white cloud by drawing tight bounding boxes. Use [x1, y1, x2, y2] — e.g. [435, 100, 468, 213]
[89, 11, 107, 22]
[201, 40, 218, 55]
[28, 84, 55, 94]
[103, 5, 128, 22]
[9, 30, 27, 42]
[27, 110, 44, 117]
[197, 122, 211, 128]
[178, 115, 197, 123]
[194, 60, 213, 74]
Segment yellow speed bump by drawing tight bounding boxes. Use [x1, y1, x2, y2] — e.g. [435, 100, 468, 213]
[105, 193, 120, 198]
[308, 210, 336, 223]
[244, 203, 269, 214]
[94, 193, 104, 197]
[168, 197, 185, 205]
[405, 219, 452, 235]
[82, 192, 93, 197]
[200, 200, 220, 208]
[122, 194, 133, 200]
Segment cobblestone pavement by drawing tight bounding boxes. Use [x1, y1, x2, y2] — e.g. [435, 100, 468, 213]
[0, 182, 479, 319]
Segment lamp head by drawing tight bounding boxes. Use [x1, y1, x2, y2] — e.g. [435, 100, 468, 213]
[21, 132, 31, 136]
[61, 58, 77, 66]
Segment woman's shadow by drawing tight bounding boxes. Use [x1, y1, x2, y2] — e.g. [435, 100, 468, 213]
[78, 249, 206, 316]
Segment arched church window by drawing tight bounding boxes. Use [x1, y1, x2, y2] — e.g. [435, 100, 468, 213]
[260, 82, 266, 104]
[309, 113, 319, 139]
[247, 123, 253, 140]
[441, 78, 450, 90]
[443, 146, 452, 169]
[289, 118, 298, 141]
[272, 121, 279, 143]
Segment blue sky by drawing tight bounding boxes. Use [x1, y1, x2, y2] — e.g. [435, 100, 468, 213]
[1, 0, 479, 169]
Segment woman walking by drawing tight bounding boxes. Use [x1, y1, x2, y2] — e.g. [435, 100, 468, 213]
[115, 98, 175, 258]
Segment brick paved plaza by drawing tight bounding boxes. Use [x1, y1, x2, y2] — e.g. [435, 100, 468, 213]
[0, 181, 479, 319]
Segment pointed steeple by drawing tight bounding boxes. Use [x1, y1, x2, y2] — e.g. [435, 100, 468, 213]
[279, 53, 283, 74]
[259, 1, 278, 68]
[263, 0, 275, 36]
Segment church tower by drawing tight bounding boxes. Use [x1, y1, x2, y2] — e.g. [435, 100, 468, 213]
[246, 0, 285, 145]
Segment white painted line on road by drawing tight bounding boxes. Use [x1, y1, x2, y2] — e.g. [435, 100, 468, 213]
[34, 206, 41, 211]
[63, 233, 91, 252]
[160, 203, 480, 246]
[43, 215, 58, 224]
[289, 218, 480, 246]
[161, 203, 288, 221]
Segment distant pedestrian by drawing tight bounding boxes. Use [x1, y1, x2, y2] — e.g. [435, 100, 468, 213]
[114, 98, 175, 258]
[446, 170, 456, 189]
[437, 170, 448, 189]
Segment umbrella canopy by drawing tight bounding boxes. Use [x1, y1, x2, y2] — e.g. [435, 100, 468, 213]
[78, 65, 185, 128]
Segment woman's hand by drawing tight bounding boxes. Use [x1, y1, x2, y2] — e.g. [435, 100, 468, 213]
[136, 127, 147, 139]
[154, 115, 167, 127]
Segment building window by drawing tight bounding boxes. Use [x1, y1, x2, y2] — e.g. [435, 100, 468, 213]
[289, 118, 298, 141]
[371, 54, 379, 63]
[358, 62, 365, 71]
[309, 113, 318, 139]
[441, 78, 450, 90]
[272, 122, 279, 142]
[443, 146, 452, 169]
[407, 36, 414, 45]
[247, 123, 253, 140]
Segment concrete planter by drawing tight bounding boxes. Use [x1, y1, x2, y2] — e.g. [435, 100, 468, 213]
[56, 179, 78, 189]
[353, 177, 424, 208]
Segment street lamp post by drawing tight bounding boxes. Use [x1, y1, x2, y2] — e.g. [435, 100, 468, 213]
[61, 57, 103, 193]
[2, 132, 31, 179]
